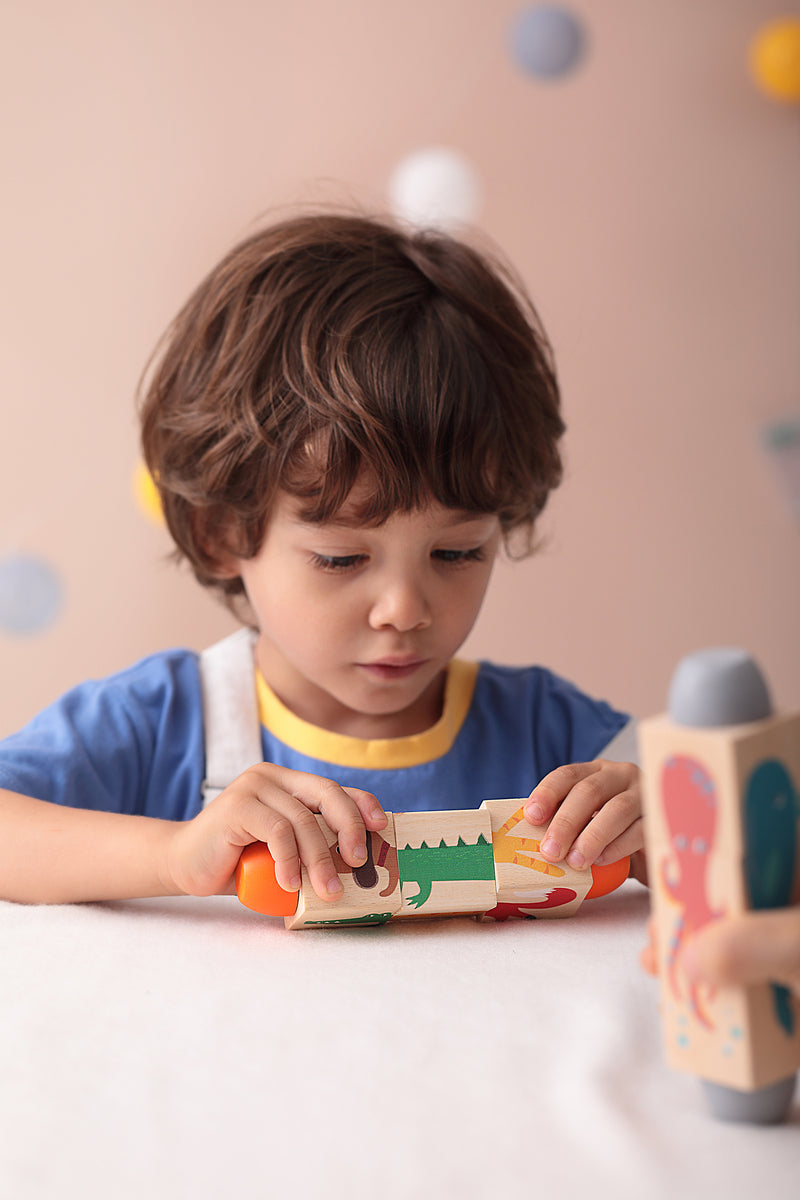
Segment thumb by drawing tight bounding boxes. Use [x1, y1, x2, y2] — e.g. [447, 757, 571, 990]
[681, 910, 800, 993]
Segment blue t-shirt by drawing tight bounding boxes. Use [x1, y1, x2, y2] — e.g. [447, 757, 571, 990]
[0, 650, 628, 819]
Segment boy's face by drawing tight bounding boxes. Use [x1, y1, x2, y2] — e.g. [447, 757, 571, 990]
[231, 486, 502, 738]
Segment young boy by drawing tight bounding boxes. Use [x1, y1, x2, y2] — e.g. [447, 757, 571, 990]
[0, 213, 643, 907]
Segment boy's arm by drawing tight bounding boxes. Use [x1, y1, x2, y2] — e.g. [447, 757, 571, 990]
[0, 789, 177, 904]
[0, 764, 388, 905]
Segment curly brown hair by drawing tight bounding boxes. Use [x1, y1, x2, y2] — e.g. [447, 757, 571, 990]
[138, 212, 565, 601]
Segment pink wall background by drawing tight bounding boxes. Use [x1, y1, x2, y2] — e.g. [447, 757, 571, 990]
[1, 1, 798, 737]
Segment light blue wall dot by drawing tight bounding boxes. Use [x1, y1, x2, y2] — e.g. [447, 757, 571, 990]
[509, 5, 587, 80]
[0, 554, 64, 636]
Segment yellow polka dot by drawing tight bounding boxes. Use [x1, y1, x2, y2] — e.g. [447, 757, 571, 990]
[133, 461, 164, 526]
[750, 19, 800, 103]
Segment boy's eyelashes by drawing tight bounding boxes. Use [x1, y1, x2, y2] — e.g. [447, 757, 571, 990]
[309, 553, 366, 572]
[431, 547, 486, 565]
[308, 547, 487, 573]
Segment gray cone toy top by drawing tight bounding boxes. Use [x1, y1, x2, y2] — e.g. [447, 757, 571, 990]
[668, 647, 773, 728]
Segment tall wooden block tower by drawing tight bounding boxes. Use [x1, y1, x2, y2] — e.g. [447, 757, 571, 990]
[640, 647, 800, 1123]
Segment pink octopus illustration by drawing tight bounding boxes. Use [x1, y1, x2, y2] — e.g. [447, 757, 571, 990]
[660, 754, 724, 1029]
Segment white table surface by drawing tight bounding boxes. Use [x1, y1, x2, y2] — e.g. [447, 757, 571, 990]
[0, 881, 797, 1200]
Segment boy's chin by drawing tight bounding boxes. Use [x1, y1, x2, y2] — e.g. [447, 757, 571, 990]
[344, 671, 445, 733]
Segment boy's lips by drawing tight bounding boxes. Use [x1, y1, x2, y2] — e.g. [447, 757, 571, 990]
[358, 657, 429, 680]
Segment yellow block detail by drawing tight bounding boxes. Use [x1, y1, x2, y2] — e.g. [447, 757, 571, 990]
[492, 805, 566, 878]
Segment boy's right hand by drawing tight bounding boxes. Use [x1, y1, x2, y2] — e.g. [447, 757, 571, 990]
[163, 764, 387, 902]
[641, 909, 800, 998]
[680, 909, 800, 996]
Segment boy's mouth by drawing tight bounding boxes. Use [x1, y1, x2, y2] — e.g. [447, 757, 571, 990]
[358, 657, 428, 680]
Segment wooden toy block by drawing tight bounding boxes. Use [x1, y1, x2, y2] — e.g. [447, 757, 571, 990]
[640, 648, 800, 1119]
[478, 798, 594, 919]
[393, 809, 497, 918]
[235, 807, 631, 927]
[285, 813, 402, 930]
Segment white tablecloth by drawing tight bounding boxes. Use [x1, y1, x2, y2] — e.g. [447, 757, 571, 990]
[0, 882, 797, 1199]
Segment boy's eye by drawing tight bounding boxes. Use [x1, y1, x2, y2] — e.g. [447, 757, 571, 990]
[433, 547, 485, 565]
[309, 553, 366, 572]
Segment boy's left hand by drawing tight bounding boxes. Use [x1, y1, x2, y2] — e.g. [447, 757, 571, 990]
[524, 760, 647, 884]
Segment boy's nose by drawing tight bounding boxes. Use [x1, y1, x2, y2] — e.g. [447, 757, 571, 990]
[368, 578, 432, 632]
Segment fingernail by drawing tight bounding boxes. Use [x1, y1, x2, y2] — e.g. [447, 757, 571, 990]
[525, 803, 545, 824]
[541, 837, 560, 859]
[289, 874, 301, 890]
[353, 845, 368, 863]
[567, 849, 585, 869]
[327, 877, 344, 895]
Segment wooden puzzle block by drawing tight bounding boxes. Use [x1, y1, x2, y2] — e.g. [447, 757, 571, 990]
[236, 808, 631, 927]
[640, 702, 800, 1094]
[285, 813, 402, 930]
[478, 798, 593, 919]
[393, 809, 497, 918]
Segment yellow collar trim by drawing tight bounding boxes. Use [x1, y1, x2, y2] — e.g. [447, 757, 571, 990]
[255, 659, 479, 769]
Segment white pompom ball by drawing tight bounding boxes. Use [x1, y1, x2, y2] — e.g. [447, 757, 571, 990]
[388, 147, 482, 231]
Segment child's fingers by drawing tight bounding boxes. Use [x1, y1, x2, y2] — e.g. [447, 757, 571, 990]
[340, 786, 389, 832]
[258, 808, 305, 894]
[528, 761, 638, 864]
[681, 910, 800, 994]
[524, 762, 599, 826]
[233, 790, 338, 897]
[577, 806, 643, 868]
[261, 771, 388, 899]
[233, 765, 377, 900]
[247, 793, 350, 901]
[313, 781, 383, 870]
[298, 786, 387, 901]
[627, 847, 649, 886]
[285, 803, 350, 901]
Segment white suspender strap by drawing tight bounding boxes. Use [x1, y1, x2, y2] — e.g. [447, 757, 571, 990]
[199, 627, 263, 808]
[597, 718, 639, 766]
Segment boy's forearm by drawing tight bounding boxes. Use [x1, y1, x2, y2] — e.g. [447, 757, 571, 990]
[0, 789, 181, 904]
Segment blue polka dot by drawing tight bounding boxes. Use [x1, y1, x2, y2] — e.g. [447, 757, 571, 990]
[0, 554, 64, 636]
[509, 5, 587, 79]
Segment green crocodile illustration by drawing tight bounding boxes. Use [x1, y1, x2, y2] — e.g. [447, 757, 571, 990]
[398, 834, 495, 909]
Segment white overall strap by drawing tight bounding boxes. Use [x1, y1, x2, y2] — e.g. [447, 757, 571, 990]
[199, 627, 263, 807]
[597, 718, 639, 766]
